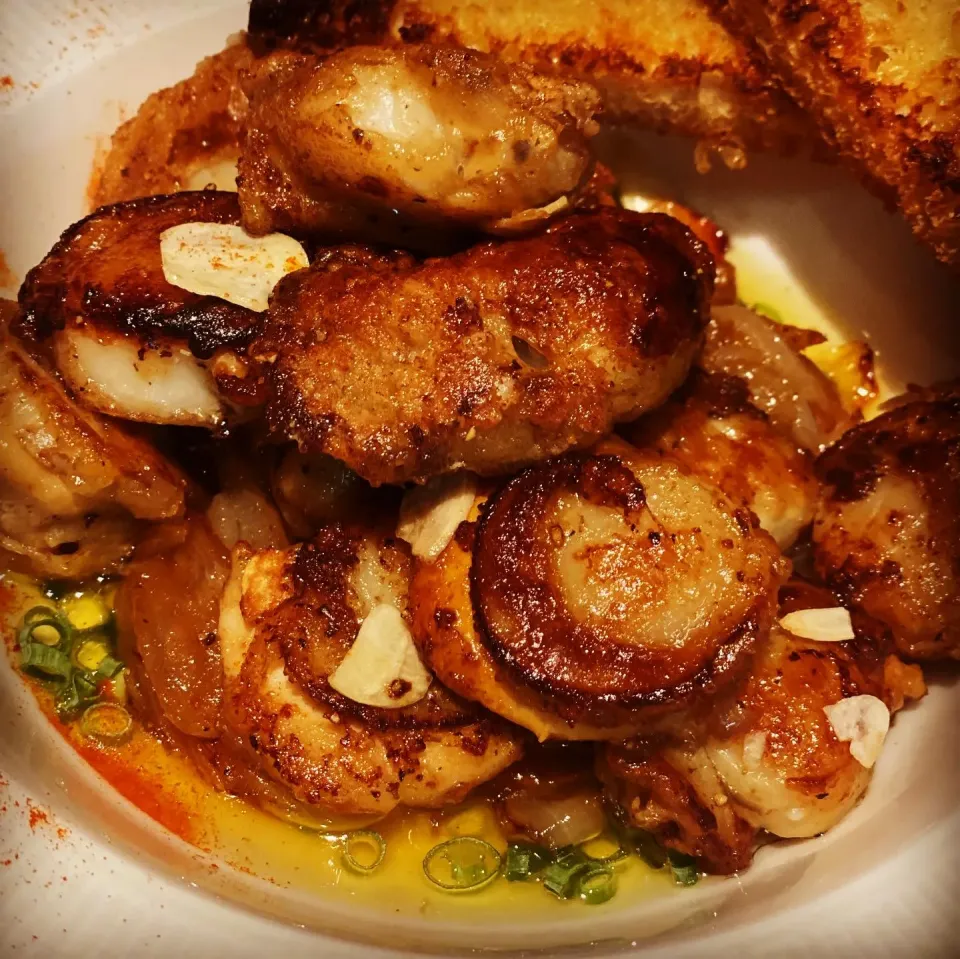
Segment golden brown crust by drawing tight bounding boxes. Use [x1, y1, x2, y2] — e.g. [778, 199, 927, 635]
[93, 42, 253, 207]
[16, 192, 257, 359]
[627, 369, 818, 549]
[411, 437, 787, 737]
[238, 44, 601, 246]
[707, 0, 960, 268]
[0, 317, 188, 577]
[600, 579, 926, 869]
[257, 209, 714, 486]
[220, 543, 523, 814]
[702, 580, 925, 837]
[472, 451, 772, 714]
[247, 0, 813, 154]
[813, 382, 960, 660]
[270, 524, 477, 728]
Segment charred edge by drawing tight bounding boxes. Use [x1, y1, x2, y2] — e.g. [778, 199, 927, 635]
[247, 0, 396, 55]
[471, 453, 765, 716]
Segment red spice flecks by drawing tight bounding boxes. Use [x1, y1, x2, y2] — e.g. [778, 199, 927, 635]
[27, 800, 49, 830]
[0, 76, 14, 89]
[72, 742, 196, 843]
[24, 798, 68, 840]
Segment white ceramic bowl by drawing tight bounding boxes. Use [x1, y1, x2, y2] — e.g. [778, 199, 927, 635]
[0, 2, 958, 956]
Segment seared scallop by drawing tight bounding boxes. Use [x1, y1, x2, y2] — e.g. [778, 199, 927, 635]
[0, 314, 187, 578]
[218, 526, 523, 817]
[599, 581, 925, 871]
[704, 581, 925, 839]
[258, 209, 714, 485]
[16, 192, 275, 428]
[409, 437, 787, 740]
[238, 44, 600, 246]
[627, 370, 818, 549]
[813, 382, 960, 660]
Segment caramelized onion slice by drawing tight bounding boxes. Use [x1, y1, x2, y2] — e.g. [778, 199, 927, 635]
[472, 438, 786, 720]
[115, 517, 228, 738]
[703, 306, 849, 452]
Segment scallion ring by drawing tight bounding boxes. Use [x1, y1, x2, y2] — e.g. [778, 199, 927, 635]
[667, 850, 700, 886]
[92, 654, 124, 682]
[541, 849, 591, 899]
[504, 842, 551, 882]
[56, 672, 100, 719]
[18, 606, 71, 649]
[577, 864, 617, 905]
[341, 830, 386, 874]
[423, 837, 501, 892]
[79, 701, 133, 744]
[20, 642, 72, 680]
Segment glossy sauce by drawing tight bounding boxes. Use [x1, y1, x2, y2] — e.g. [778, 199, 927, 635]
[0, 573, 671, 915]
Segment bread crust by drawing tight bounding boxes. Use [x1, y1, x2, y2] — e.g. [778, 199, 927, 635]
[707, 0, 960, 269]
[247, 0, 813, 154]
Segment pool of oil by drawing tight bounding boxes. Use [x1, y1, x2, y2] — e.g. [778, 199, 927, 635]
[0, 572, 674, 918]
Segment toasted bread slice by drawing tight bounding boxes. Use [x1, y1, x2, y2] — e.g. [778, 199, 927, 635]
[706, 0, 960, 269]
[247, 0, 813, 158]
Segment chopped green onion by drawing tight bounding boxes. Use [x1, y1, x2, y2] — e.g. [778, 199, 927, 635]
[623, 827, 669, 869]
[541, 847, 593, 899]
[667, 850, 700, 886]
[577, 864, 617, 905]
[20, 643, 72, 680]
[79, 701, 133, 744]
[56, 672, 99, 719]
[341, 830, 386, 874]
[18, 606, 71, 649]
[504, 842, 551, 882]
[423, 837, 501, 892]
[92, 654, 124, 682]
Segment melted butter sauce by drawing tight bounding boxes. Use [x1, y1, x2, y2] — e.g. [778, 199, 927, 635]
[1, 572, 670, 915]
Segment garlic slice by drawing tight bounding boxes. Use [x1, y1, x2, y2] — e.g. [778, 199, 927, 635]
[159, 222, 308, 312]
[823, 694, 890, 768]
[779, 606, 855, 642]
[397, 472, 478, 561]
[741, 731, 767, 770]
[328, 604, 431, 708]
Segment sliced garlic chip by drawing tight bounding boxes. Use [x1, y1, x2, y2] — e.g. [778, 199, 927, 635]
[328, 604, 432, 709]
[741, 731, 767, 770]
[823, 694, 890, 768]
[779, 606, 855, 642]
[159, 222, 308, 312]
[397, 472, 478, 561]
